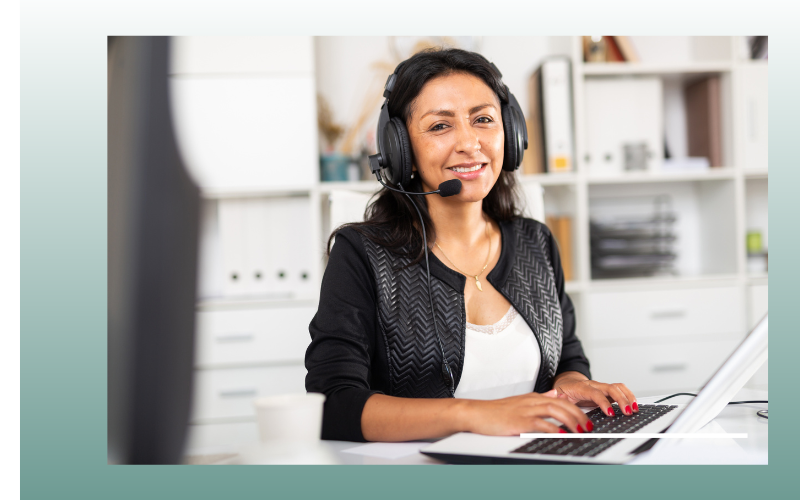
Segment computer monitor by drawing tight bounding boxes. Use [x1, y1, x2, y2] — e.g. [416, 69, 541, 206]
[107, 36, 200, 464]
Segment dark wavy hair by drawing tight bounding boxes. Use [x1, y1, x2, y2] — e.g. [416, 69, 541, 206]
[328, 47, 524, 264]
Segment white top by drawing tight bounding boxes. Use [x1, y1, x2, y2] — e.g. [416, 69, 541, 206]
[453, 306, 541, 400]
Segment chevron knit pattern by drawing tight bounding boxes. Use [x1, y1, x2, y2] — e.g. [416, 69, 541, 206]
[501, 219, 563, 393]
[361, 237, 464, 399]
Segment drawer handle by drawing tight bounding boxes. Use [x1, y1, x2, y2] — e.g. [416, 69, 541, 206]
[219, 388, 258, 398]
[215, 333, 255, 343]
[651, 363, 687, 373]
[650, 308, 687, 320]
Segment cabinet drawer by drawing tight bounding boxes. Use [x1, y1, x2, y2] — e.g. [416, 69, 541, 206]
[192, 364, 308, 421]
[185, 421, 259, 457]
[586, 338, 741, 396]
[584, 286, 744, 342]
[195, 305, 316, 366]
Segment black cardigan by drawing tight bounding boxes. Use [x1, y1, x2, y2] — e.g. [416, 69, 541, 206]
[305, 218, 591, 442]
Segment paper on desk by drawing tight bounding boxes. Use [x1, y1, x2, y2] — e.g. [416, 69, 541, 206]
[341, 442, 428, 460]
[628, 421, 765, 465]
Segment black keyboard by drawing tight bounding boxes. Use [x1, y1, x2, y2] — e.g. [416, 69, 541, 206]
[512, 403, 678, 458]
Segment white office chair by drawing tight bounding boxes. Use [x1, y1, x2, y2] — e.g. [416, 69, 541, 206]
[520, 182, 545, 223]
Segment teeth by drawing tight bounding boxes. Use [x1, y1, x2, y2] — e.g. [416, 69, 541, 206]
[451, 164, 483, 173]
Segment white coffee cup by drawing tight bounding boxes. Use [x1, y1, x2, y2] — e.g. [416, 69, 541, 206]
[253, 392, 326, 443]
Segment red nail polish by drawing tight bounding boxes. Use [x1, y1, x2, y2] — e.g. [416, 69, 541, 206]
[625, 405, 631, 414]
[633, 402, 639, 412]
[559, 429, 567, 434]
[586, 420, 594, 432]
[607, 407, 614, 416]
[576, 425, 584, 433]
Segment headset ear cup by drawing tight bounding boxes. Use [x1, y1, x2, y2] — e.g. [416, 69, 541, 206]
[390, 116, 414, 186]
[501, 102, 518, 172]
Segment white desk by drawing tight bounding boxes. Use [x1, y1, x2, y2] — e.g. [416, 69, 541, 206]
[323, 388, 768, 465]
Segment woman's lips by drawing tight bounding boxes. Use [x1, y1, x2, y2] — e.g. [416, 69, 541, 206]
[447, 163, 487, 181]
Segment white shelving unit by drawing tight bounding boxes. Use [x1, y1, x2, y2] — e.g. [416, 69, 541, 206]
[559, 36, 767, 395]
[174, 37, 768, 456]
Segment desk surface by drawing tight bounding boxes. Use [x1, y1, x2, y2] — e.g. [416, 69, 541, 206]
[323, 388, 768, 465]
[188, 388, 767, 465]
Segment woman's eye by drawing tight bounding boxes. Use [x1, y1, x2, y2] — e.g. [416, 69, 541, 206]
[476, 116, 493, 124]
[429, 123, 447, 131]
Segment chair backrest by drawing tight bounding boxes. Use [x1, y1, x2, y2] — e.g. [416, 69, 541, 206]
[326, 190, 375, 241]
[520, 182, 545, 223]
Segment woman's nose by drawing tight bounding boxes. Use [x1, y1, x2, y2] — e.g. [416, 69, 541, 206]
[454, 122, 481, 154]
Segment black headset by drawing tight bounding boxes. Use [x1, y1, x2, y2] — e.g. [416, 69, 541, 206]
[372, 59, 528, 189]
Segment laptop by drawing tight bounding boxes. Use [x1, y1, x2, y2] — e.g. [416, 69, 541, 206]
[420, 314, 768, 464]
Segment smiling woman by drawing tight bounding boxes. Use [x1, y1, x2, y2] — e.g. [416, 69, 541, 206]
[305, 48, 639, 443]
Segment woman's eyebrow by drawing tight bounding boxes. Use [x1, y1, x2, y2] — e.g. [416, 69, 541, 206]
[419, 103, 497, 120]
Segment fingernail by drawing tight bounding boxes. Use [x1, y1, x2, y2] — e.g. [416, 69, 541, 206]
[607, 407, 614, 416]
[576, 425, 584, 433]
[586, 420, 594, 432]
[625, 405, 631, 415]
[632, 402, 639, 412]
[559, 429, 567, 434]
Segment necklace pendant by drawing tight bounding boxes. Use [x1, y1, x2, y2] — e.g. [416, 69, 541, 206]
[475, 277, 483, 292]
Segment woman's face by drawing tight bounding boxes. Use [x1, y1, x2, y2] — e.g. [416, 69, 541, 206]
[406, 72, 504, 203]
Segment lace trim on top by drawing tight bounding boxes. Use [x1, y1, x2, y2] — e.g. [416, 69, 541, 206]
[466, 306, 518, 335]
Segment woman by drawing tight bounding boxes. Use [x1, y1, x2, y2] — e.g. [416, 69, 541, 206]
[305, 48, 637, 442]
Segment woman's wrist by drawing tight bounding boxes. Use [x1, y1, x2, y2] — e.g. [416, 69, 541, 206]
[452, 398, 478, 434]
[553, 371, 589, 388]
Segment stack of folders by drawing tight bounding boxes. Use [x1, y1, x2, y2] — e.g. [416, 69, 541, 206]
[590, 196, 677, 279]
[216, 197, 315, 299]
[524, 57, 575, 175]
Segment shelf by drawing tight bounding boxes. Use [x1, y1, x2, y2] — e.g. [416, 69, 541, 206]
[318, 180, 382, 193]
[519, 172, 577, 186]
[201, 186, 314, 199]
[588, 274, 740, 292]
[197, 296, 318, 311]
[747, 274, 768, 286]
[744, 169, 769, 180]
[564, 281, 585, 294]
[581, 61, 733, 77]
[586, 168, 736, 185]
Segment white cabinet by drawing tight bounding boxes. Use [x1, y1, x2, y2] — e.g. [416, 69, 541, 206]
[186, 304, 315, 456]
[584, 286, 744, 342]
[170, 76, 318, 192]
[195, 305, 316, 367]
[582, 283, 747, 396]
[587, 338, 741, 396]
[192, 365, 308, 421]
[170, 38, 322, 457]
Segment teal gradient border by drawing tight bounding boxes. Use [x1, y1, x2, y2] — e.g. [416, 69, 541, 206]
[21, 2, 793, 499]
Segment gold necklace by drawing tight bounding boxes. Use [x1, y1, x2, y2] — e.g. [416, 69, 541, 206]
[435, 222, 492, 292]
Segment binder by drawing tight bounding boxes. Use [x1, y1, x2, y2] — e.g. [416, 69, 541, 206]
[527, 57, 575, 174]
[218, 199, 249, 296]
[740, 64, 768, 171]
[613, 36, 640, 63]
[685, 76, 723, 168]
[244, 198, 275, 297]
[266, 196, 313, 298]
[546, 215, 574, 282]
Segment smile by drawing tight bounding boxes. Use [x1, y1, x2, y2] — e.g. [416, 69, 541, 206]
[449, 164, 484, 173]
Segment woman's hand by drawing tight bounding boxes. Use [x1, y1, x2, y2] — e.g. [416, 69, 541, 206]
[462, 389, 595, 435]
[553, 371, 638, 417]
